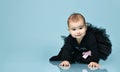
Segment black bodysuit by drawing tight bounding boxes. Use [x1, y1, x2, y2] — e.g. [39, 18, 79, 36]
[50, 24, 112, 64]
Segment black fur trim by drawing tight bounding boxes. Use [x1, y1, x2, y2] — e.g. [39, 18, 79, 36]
[87, 23, 112, 60]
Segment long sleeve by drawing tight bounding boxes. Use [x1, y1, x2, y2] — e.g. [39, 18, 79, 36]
[49, 35, 75, 62]
[61, 35, 74, 63]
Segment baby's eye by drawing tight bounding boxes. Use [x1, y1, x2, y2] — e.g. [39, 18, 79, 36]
[72, 29, 76, 31]
[79, 27, 83, 29]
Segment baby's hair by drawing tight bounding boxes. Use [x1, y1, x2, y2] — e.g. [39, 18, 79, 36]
[67, 13, 86, 26]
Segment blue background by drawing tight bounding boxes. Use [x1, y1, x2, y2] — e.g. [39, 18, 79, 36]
[0, 0, 120, 72]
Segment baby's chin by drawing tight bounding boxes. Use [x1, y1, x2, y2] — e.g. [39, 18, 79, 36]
[71, 34, 84, 39]
[72, 36, 82, 39]
[75, 35, 84, 39]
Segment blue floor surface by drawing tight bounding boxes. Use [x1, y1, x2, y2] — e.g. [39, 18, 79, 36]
[0, 47, 119, 72]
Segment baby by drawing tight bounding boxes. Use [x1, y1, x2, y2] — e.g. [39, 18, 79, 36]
[49, 13, 112, 68]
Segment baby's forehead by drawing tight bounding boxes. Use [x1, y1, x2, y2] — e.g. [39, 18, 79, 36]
[69, 21, 85, 28]
[69, 20, 85, 25]
[69, 16, 84, 23]
[69, 17, 85, 25]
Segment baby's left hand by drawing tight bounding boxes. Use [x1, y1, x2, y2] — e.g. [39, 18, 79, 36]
[88, 62, 100, 68]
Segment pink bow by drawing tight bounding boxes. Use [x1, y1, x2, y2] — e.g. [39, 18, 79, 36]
[82, 50, 91, 59]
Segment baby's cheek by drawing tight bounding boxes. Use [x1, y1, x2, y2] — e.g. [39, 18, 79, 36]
[71, 35, 76, 38]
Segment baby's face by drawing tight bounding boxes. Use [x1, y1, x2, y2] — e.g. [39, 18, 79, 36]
[68, 20, 87, 39]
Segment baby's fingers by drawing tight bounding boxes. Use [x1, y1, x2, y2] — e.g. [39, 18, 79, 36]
[59, 61, 70, 70]
[59, 61, 70, 67]
[88, 62, 100, 67]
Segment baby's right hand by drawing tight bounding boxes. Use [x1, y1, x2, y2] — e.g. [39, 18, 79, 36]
[59, 60, 70, 67]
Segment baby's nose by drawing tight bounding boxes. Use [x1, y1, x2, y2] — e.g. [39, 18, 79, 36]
[77, 31, 81, 34]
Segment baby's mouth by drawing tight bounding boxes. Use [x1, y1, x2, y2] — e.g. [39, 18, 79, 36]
[76, 34, 81, 36]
